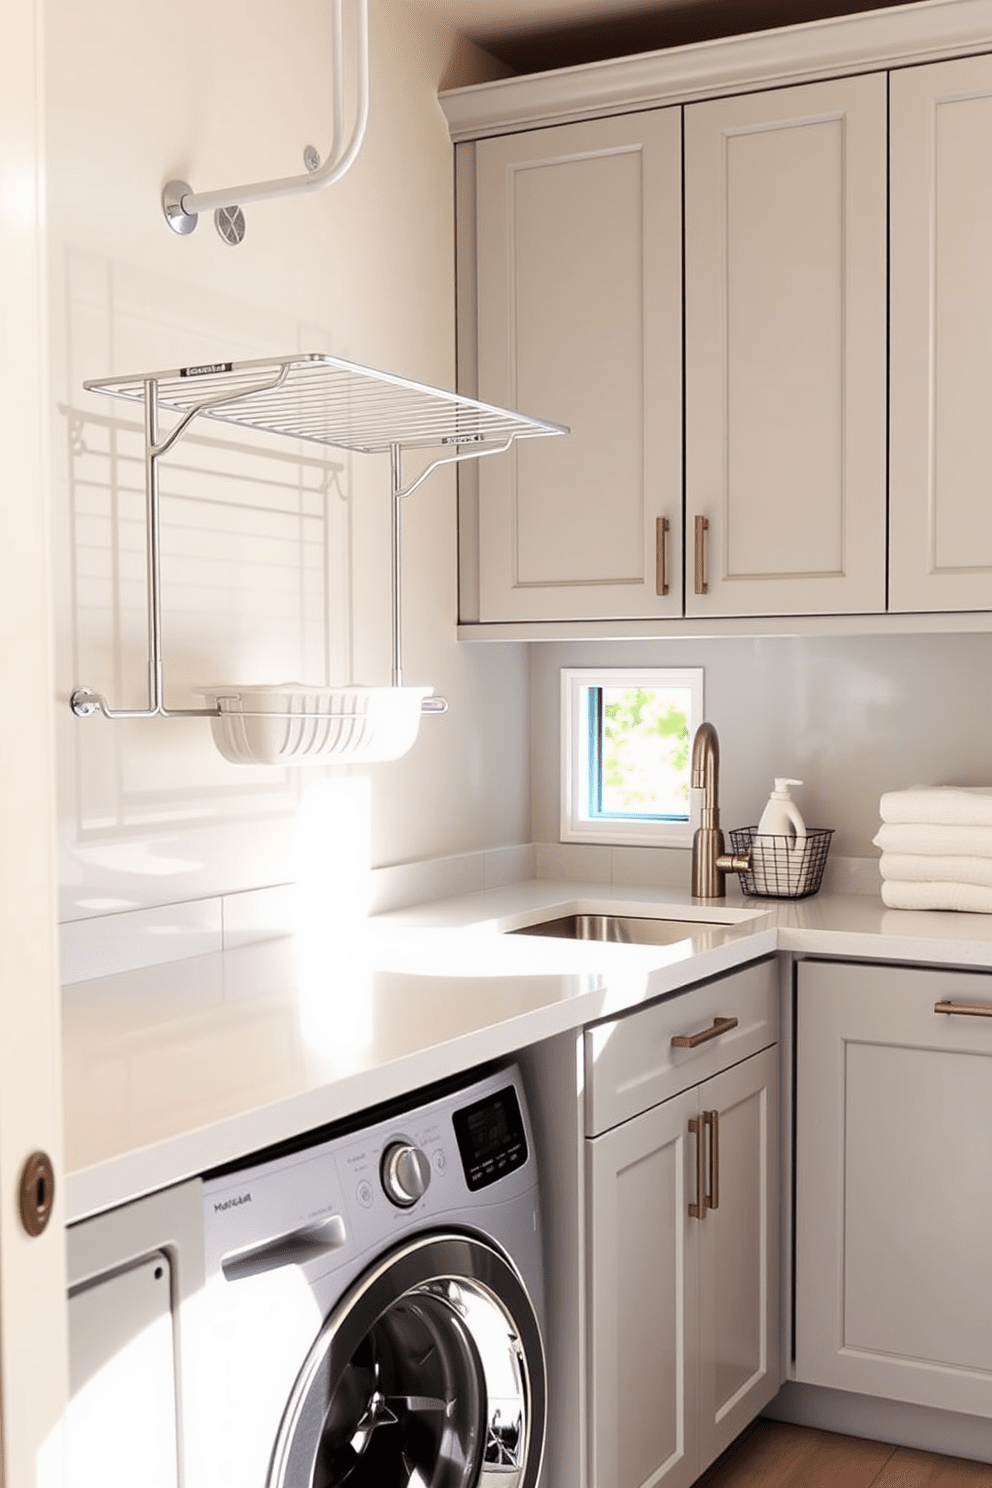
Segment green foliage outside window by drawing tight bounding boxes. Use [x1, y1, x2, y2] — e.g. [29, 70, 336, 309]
[599, 687, 691, 819]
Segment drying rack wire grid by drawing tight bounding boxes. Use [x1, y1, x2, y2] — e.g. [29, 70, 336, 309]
[83, 353, 568, 456]
[729, 826, 834, 899]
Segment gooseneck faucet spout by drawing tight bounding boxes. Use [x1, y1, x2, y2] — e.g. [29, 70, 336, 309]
[690, 722, 751, 900]
[692, 720, 720, 823]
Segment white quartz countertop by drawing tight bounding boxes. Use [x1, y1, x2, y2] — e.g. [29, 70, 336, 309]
[62, 878, 992, 1223]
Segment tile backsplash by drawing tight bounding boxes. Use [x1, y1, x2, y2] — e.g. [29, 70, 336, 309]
[58, 844, 538, 983]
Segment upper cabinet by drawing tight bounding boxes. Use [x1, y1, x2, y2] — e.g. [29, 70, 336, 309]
[474, 110, 683, 622]
[889, 53, 992, 612]
[684, 76, 887, 617]
[449, 4, 992, 631]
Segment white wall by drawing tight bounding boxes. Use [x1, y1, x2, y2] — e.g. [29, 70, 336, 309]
[530, 632, 992, 868]
[46, 0, 531, 924]
[51, 2, 974, 933]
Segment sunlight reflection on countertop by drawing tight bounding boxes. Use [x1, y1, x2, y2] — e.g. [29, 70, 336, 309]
[62, 877, 992, 1223]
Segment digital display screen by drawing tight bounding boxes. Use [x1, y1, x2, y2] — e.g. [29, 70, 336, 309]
[465, 1101, 511, 1161]
[452, 1085, 527, 1191]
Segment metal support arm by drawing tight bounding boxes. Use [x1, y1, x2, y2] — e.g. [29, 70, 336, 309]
[163, 0, 369, 235]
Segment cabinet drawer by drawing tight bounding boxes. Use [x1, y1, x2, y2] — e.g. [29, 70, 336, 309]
[800, 958, 992, 1050]
[584, 957, 778, 1136]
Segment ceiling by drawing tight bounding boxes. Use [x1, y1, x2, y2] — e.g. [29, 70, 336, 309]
[406, 0, 919, 74]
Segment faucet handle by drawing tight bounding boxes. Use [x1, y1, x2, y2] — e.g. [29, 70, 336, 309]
[715, 850, 751, 876]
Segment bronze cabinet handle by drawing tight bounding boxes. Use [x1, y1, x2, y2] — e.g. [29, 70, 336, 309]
[655, 515, 670, 596]
[671, 1015, 738, 1050]
[694, 514, 709, 594]
[689, 1115, 707, 1220]
[704, 1109, 719, 1211]
[934, 1000, 992, 1018]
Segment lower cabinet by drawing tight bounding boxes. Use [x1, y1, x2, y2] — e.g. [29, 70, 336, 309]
[585, 962, 781, 1488]
[795, 959, 992, 1417]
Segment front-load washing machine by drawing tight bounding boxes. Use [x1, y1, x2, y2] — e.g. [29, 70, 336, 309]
[181, 1062, 547, 1488]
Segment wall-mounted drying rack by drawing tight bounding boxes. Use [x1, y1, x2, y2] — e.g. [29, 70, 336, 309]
[70, 353, 567, 765]
[164, 0, 370, 245]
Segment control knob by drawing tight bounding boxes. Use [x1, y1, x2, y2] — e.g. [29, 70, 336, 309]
[380, 1142, 431, 1208]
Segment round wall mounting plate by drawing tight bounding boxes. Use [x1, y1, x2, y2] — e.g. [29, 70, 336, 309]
[162, 179, 197, 235]
[215, 204, 246, 246]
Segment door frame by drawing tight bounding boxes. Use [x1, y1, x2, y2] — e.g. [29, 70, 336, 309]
[0, 0, 68, 1482]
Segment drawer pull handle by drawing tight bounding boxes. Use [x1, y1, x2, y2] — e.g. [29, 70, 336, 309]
[689, 1115, 706, 1220]
[704, 1108, 719, 1211]
[671, 1015, 738, 1050]
[934, 1000, 992, 1019]
[656, 515, 670, 597]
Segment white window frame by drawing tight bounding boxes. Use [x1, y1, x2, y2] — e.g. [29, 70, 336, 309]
[560, 666, 703, 847]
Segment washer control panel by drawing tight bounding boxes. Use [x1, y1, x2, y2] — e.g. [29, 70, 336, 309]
[452, 1083, 528, 1192]
[203, 1066, 536, 1276]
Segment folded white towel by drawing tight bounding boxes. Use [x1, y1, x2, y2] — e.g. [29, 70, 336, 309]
[873, 822, 992, 856]
[879, 785, 992, 827]
[879, 852, 992, 888]
[881, 879, 992, 913]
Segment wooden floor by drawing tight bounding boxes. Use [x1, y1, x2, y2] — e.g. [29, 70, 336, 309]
[693, 1420, 992, 1487]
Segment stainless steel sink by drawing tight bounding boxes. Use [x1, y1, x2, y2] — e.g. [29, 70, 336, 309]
[510, 912, 740, 947]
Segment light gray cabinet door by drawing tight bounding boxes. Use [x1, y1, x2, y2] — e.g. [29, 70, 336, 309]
[889, 55, 992, 611]
[684, 75, 887, 617]
[587, 1043, 780, 1488]
[796, 959, 992, 1416]
[474, 109, 683, 622]
[587, 1084, 700, 1488]
[698, 1046, 780, 1465]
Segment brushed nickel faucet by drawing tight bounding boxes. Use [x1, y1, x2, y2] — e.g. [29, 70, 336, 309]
[690, 721, 751, 900]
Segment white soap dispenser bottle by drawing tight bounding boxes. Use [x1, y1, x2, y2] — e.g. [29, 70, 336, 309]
[757, 779, 807, 847]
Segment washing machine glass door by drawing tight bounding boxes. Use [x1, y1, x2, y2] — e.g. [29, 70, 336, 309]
[268, 1232, 546, 1488]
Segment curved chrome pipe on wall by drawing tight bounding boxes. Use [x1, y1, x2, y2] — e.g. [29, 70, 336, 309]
[162, 0, 370, 240]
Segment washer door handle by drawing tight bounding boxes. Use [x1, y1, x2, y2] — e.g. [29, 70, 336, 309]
[221, 1213, 346, 1282]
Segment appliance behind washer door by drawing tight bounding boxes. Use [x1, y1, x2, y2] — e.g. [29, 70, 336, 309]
[66, 1253, 177, 1488]
[269, 1230, 545, 1488]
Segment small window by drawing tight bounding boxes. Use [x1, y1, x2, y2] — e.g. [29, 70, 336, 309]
[560, 667, 703, 847]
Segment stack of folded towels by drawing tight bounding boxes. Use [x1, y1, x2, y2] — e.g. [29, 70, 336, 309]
[874, 786, 992, 912]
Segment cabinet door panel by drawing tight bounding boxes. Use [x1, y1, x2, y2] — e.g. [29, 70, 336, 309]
[796, 959, 992, 1416]
[475, 110, 683, 621]
[587, 1086, 699, 1488]
[844, 1040, 992, 1373]
[890, 55, 992, 610]
[698, 1046, 781, 1464]
[685, 75, 886, 616]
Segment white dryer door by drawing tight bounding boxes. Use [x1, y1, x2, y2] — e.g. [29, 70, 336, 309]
[268, 1232, 546, 1488]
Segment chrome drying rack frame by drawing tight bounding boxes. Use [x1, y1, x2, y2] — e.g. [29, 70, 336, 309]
[70, 352, 567, 730]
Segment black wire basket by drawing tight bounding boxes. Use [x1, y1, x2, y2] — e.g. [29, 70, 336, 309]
[729, 826, 834, 900]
